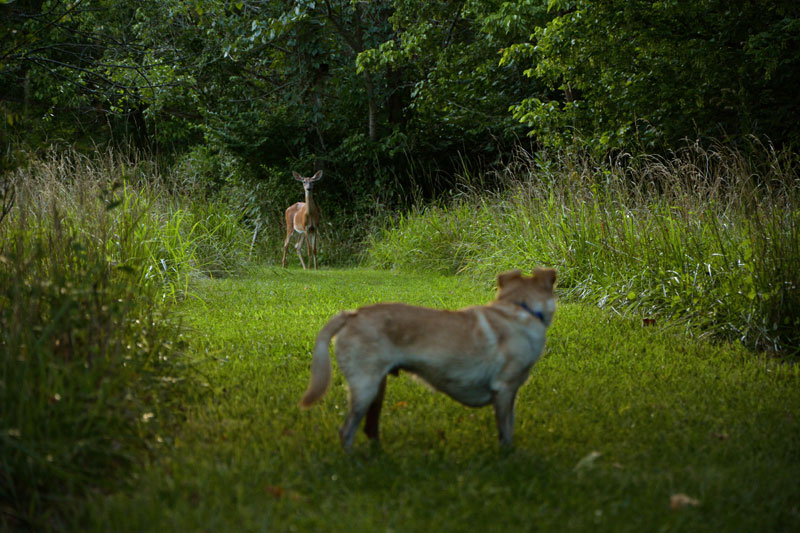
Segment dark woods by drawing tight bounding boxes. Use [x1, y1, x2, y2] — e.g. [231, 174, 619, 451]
[2, 0, 799, 208]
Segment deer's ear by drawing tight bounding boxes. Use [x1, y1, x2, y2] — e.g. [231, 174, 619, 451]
[292, 171, 303, 181]
[312, 170, 323, 181]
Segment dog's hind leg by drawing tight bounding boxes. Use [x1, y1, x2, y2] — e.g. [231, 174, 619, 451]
[363, 376, 387, 441]
[339, 375, 383, 450]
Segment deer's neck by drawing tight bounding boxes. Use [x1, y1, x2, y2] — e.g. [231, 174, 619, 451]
[304, 189, 318, 215]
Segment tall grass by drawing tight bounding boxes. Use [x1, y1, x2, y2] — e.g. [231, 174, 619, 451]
[0, 149, 251, 528]
[12, 151, 251, 298]
[369, 142, 800, 355]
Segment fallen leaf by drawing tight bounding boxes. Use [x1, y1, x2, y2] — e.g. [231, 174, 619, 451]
[264, 485, 303, 501]
[265, 485, 285, 499]
[670, 493, 701, 510]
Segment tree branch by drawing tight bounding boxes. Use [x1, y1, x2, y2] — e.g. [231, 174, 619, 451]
[0, 0, 88, 62]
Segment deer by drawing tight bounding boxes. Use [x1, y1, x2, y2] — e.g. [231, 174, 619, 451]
[282, 170, 323, 269]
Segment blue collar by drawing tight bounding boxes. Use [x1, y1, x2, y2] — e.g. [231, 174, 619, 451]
[517, 301, 546, 323]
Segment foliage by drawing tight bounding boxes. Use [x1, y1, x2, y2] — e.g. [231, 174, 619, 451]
[502, 0, 800, 151]
[0, 0, 186, 153]
[356, 0, 548, 153]
[4, 0, 799, 200]
[1, 0, 547, 198]
[0, 149, 251, 528]
[3, 0, 800, 169]
[368, 142, 800, 355]
[125, 0, 549, 199]
[88, 268, 800, 531]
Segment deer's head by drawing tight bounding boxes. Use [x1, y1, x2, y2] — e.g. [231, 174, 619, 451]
[293, 170, 323, 192]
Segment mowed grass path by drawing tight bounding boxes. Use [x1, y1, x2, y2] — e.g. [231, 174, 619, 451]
[90, 268, 800, 531]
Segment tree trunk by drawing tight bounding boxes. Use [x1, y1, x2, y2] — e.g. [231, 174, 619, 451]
[364, 70, 377, 142]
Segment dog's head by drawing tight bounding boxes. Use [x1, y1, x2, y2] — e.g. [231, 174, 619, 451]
[496, 268, 557, 326]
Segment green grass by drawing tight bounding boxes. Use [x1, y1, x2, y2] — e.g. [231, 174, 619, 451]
[88, 267, 800, 531]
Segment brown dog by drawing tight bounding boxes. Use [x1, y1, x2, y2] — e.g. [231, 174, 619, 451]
[300, 268, 557, 450]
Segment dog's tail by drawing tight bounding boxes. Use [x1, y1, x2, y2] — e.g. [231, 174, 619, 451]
[299, 311, 353, 408]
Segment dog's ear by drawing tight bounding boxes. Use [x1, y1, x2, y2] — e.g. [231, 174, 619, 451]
[497, 269, 523, 289]
[532, 268, 557, 291]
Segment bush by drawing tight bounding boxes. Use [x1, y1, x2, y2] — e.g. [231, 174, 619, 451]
[0, 149, 251, 528]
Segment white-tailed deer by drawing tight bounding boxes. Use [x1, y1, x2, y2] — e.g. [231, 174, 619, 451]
[282, 170, 323, 269]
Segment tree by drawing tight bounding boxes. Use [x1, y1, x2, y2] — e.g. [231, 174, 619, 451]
[358, 0, 551, 160]
[126, 0, 549, 200]
[0, 0, 181, 151]
[503, 0, 800, 151]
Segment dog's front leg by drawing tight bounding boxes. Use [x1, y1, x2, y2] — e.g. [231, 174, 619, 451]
[339, 408, 366, 451]
[493, 388, 518, 447]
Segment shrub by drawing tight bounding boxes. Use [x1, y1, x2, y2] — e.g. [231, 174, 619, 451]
[0, 149, 251, 528]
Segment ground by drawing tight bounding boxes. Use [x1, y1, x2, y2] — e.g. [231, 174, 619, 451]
[88, 268, 800, 531]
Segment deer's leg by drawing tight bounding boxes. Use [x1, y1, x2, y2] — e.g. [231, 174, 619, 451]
[307, 228, 317, 270]
[282, 210, 294, 268]
[282, 231, 292, 268]
[294, 232, 307, 270]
